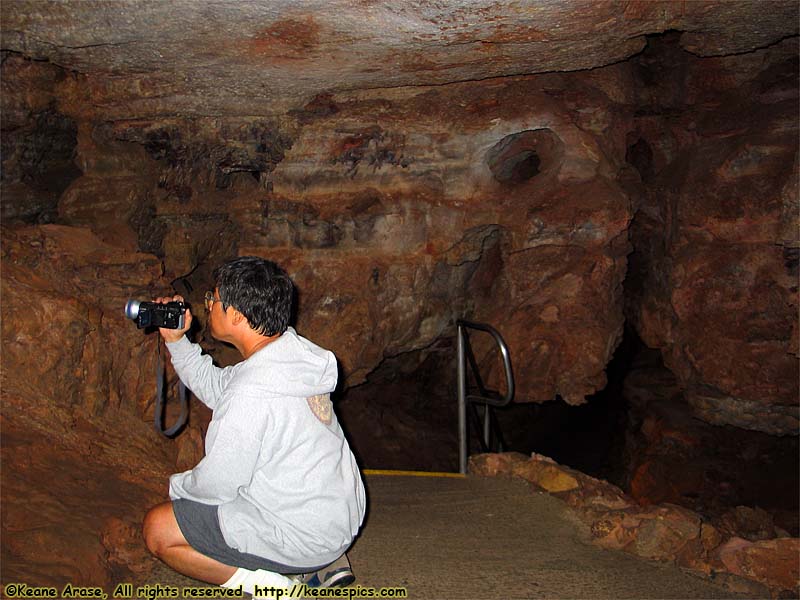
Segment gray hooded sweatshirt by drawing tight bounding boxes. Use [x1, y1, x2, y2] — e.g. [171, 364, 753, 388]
[166, 328, 366, 568]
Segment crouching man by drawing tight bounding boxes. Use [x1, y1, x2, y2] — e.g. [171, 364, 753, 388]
[143, 256, 366, 594]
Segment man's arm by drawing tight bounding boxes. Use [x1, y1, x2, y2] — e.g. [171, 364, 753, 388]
[156, 294, 227, 410]
[165, 336, 231, 410]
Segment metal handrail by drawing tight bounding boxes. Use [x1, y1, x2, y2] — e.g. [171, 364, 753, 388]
[457, 319, 515, 474]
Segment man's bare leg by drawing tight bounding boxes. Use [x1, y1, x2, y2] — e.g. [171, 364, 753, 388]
[143, 501, 237, 585]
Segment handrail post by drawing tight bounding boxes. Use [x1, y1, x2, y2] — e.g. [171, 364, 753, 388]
[483, 405, 491, 449]
[457, 323, 468, 475]
[457, 319, 515, 474]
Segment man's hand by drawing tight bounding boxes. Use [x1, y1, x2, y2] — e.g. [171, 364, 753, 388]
[154, 294, 193, 343]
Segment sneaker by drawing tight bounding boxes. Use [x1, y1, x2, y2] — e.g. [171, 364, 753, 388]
[297, 554, 355, 588]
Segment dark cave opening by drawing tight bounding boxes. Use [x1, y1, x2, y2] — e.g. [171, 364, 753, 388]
[337, 324, 640, 482]
[337, 336, 460, 473]
[492, 325, 640, 487]
[338, 323, 799, 536]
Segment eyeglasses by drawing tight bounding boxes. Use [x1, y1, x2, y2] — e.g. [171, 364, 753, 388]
[204, 291, 218, 310]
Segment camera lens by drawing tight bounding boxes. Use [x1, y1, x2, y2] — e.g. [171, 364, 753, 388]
[125, 299, 141, 320]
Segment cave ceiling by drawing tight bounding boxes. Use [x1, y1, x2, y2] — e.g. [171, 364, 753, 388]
[2, 0, 797, 119]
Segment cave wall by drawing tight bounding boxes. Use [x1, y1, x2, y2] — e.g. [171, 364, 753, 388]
[1, 50, 638, 587]
[0, 224, 197, 586]
[1, 32, 798, 588]
[0, 52, 82, 223]
[3, 53, 638, 403]
[242, 72, 635, 404]
[625, 36, 799, 435]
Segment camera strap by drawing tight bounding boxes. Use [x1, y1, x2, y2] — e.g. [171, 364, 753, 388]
[155, 337, 189, 437]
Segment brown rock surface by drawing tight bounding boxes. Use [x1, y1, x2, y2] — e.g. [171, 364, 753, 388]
[622, 359, 799, 536]
[26, 67, 634, 402]
[0, 224, 199, 587]
[513, 460, 580, 493]
[2, 1, 796, 119]
[626, 504, 703, 562]
[0, 2, 798, 592]
[626, 36, 799, 435]
[716, 537, 800, 598]
[468, 451, 529, 478]
[475, 452, 799, 597]
[2, 4, 795, 416]
[590, 503, 705, 564]
[241, 72, 634, 401]
[0, 54, 82, 223]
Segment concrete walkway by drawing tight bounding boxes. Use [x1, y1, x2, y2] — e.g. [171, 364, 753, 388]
[347, 474, 750, 600]
[145, 474, 755, 599]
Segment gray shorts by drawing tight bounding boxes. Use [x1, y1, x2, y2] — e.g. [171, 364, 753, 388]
[172, 499, 326, 574]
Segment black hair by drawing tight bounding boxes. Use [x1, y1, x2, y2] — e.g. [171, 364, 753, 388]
[213, 256, 293, 336]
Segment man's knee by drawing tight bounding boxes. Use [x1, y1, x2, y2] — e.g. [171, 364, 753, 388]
[142, 502, 171, 557]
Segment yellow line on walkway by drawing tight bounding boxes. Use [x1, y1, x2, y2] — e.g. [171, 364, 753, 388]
[363, 469, 467, 478]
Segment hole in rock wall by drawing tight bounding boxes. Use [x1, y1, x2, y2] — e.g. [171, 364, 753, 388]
[492, 147, 541, 183]
[486, 129, 563, 184]
[625, 137, 654, 182]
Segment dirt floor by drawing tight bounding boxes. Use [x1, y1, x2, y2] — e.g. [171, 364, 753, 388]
[143, 473, 757, 599]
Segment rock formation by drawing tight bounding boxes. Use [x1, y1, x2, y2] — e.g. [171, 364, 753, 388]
[471, 452, 799, 598]
[1, 0, 797, 592]
[627, 34, 799, 435]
